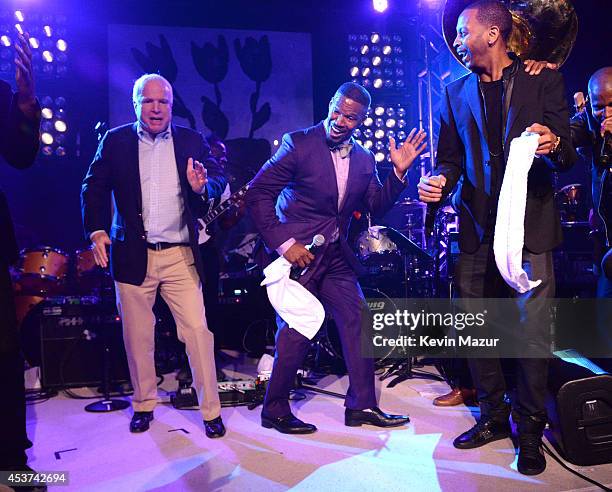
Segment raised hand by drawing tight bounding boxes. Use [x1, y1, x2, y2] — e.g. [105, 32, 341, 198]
[187, 157, 208, 194]
[14, 32, 36, 114]
[389, 128, 427, 176]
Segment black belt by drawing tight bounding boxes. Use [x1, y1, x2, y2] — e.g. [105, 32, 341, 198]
[146, 242, 190, 251]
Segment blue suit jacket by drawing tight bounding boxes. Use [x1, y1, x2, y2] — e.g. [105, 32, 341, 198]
[246, 122, 406, 277]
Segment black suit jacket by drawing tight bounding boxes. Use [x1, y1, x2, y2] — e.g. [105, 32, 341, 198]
[246, 122, 406, 279]
[0, 80, 41, 266]
[0, 80, 40, 353]
[81, 123, 226, 286]
[431, 58, 576, 254]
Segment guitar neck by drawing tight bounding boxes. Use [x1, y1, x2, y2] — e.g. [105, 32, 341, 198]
[202, 183, 250, 226]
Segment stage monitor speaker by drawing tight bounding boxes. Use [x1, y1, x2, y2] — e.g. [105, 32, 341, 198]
[39, 301, 130, 389]
[546, 350, 612, 466]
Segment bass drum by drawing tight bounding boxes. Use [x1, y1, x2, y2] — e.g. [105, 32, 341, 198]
[320, 287, 402, 365]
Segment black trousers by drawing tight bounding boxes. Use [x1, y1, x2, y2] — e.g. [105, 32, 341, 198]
[456, 242, 555, 421]
[0, 263, 30, 468]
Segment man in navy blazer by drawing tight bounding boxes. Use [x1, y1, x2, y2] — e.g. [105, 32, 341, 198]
[418, 1, 576, 476]
[247, 82, 427, 434]
[81, 74, 227, 438]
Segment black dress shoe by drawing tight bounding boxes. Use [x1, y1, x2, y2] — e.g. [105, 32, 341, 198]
[261, 413, 317, 434]
[453, 418, 511, 449]
[204, 416, 226, 438]
[345, 407, 410, 428]
[130, 411, 154, 433]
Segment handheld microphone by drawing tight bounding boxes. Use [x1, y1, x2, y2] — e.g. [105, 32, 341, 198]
[573, 92, 586, 115]
[289, 234, 325, 281]
[601, 131, 611, 165]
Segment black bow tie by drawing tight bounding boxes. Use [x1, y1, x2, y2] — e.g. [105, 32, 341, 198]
[328, 142, 353, 157]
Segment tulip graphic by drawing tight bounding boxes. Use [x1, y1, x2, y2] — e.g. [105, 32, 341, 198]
[234, 35, 272, 138]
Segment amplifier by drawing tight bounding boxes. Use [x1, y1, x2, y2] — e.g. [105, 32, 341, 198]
[546, 350, 612, 466]
[39, 300, 130, 389]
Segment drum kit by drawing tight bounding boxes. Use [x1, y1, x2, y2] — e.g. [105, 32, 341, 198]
[12, 245, 112, 327]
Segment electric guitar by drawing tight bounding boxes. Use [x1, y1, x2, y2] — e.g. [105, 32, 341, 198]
[197, 182, 250, 245]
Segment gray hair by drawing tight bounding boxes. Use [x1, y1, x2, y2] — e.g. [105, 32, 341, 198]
[132, 73, 173, 104]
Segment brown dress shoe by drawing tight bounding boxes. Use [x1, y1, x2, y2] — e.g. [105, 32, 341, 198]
[433, 388, 477, 407]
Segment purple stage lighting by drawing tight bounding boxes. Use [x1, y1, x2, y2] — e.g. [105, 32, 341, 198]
[373, 0, 388, 13]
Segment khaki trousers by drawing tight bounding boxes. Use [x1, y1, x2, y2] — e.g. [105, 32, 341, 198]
[115, 246, 221, 420]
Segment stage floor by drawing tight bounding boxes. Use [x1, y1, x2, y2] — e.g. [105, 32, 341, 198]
[6, 353, 611, 492]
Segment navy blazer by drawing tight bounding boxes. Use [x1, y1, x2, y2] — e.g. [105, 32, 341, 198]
[432, 60, 576, 254]
[81, 123, 227, 286]
[246, 122, 406, 277]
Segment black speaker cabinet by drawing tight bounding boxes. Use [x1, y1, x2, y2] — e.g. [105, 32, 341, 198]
[39, 301, 130, 389]
[547, 355, 612, 466]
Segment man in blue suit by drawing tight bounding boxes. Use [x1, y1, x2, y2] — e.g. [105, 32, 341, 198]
[247, 82, 426, 434]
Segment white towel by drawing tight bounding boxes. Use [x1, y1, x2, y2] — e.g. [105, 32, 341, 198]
[493, 132, 542, 293]
[260, 255, 325, 340]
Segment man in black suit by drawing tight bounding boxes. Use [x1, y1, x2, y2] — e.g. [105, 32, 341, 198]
[81, 74, 227, 438]
[247, 82, 425, 434]
[0, 33, 42, 483]
[418, 1, 575, 475]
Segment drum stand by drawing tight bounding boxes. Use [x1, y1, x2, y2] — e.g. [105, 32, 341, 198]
[85, 320, 130, 412]
[85, 280, 129, 413]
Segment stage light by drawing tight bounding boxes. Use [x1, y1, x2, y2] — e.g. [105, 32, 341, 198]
[375, 152, 386, 162]
[363, 117, 374, 127]
[386, 130, 395, 139]
[372, 0, 388, 13]
[273, 139, 279, 146]
[350, 66, 359, 77]
[385, 118, 396, 128]
[44, 25, 51, 37]
[41, 132, 54, 145]
[41, 145, 53, 156]
[397, 130, 406, 140]
[29, 37, 39, 49]
[42, 50, 53, 62]
[41, 121, 53, 132]
[56, 39, 67, 51]
[362, 67, 371, 77]
[374, 129, 385, 139]
[364, 140, 373, 149]
[364, 128, 373, 138]
[55, 146, 66, 157]
[397, 119, 406, 128]
[15, 11, 24, 22]
[54, 120, 67, 132]
[382, 45, 392, 55]
[360, 45, 369, 55]
[371, 33, 381, 44]
[373, 78, 383, 89]
[0, 35, 10, 47]
[386, 107, 395, 117]
[15, 24, 23, 35]
[353, 129, 362, 138]
[375, 117, 384, 127]
[375, 141, 385, 151]
[374, 106, 385, 116]
[55, 96, 66, 107]
[372, 56, 382, 66]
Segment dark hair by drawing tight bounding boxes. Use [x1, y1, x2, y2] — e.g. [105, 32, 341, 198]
[465, 1, 513, 43]
[335, 82, 371, 108]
